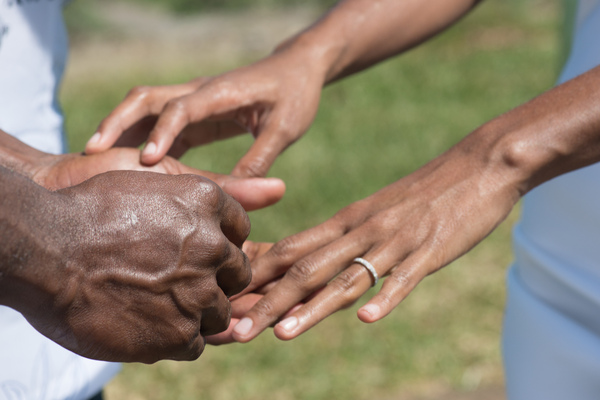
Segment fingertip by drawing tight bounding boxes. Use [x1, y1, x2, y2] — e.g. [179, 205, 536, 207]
[84, 132, 102, 154]
[273, 316, 299, 341]
[141, 142, 161, 165]
[357, 303, 381, 323]
[222, 177, 286, 211]
[231, 317, 256, 343]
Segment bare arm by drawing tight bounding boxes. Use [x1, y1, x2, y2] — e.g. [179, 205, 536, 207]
[0, 129, 285, 361]
[226, 63, 600, 342]
[279, 0, 481, 83]
[86, 0, 481, 175]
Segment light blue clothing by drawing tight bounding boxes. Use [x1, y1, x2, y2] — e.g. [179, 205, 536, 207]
[0, 1, 120, 399]
[503, 1, 600, 398]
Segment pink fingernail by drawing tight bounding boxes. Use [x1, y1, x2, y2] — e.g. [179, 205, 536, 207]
[233, 318, 253, 336]
[88, 132, 101, 146]
[360, 304, 380, 318]
[143, 142, 157, 156]
[278, 316, 298, 332]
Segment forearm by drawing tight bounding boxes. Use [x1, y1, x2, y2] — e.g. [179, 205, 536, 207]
[276, 0, 481, 84]
[0, 129, 54, 179]
[457, 64, 600, 197]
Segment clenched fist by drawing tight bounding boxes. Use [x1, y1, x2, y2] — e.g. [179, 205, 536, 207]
[1, 169, 252, 363]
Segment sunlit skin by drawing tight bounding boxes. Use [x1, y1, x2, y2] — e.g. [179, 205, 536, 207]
[0, 130, 285, 362]
[87, 0, 600, 345]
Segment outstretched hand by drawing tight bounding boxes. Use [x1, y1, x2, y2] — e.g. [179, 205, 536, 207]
[85, 47, 325, 178]
[228, 141, 520, 342]
[34, 147, 286, 211]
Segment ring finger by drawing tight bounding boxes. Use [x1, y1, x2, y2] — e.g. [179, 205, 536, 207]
[272, 244, 407, 340]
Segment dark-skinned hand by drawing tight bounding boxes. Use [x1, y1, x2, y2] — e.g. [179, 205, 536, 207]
[7, 170, 251, 363]
[1, 145, 286, 362]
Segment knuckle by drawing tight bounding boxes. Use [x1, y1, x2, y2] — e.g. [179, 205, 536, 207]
[240, 256, 252, 286]
[250, 298, 277, 320]
[332, 203, 368, 232]
[239, 156, 270, 178]
[322, 215, 348, 237]
[268, 237, 300, 264]
[367, 212, 397, 234]
[183, 344, 204, 361]
[331, 270, 362, 305]
[185, 176, 223, 205]
[180, 333, 205, 361]
[204, 309, 231, 337]
[219, 257, 252, 297]
[200, 178, 223, 200]
[388, 269, 412, 287]
[166, 322, 203, 361]
[381, 270, 413, 303]
[203, 235, 231, 266]
[164, 98, 190, 122]
[127, 85, 152, 100]
[286, 259, 321, 288]
[166, 98, 187, 111]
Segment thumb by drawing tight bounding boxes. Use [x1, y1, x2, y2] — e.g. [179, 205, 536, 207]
[220, 177, 285, 211]
[171, 158, 285, 211]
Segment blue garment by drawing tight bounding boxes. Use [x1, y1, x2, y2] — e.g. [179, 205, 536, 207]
[503, 1, 600, 398]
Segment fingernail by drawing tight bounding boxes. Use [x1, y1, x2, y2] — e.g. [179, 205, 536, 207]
[360, 304, 380, 319]
[143, 142, 157, 156]
[278, 316, 298, 332]
[87, 132, 101, 146]
[233, 317, 253, 336]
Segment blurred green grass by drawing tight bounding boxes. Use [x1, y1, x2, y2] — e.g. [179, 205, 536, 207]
[61, 0, 561, 399]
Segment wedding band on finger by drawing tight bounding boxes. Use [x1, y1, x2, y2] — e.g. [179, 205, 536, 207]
[353, 257, 379, 287]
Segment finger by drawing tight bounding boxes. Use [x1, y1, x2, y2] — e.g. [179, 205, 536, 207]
[167, 120, 247, 159]
[209, 300, 305, 345]
[241, 220, 346, 295]
[218, 191, 251, 248]
[166, 332, 206, 362]
[231, 118, 297, 178]
[272, 247, 398, 340]
[231, 231, 373, 342]
[205, 292, 263, 346]
[87, 83, 197, 154]
[357, 250, 431, 323]
[205, 293, 263, 345]
[205, 318, 240, 346]
[141, 83, 248, 165]
[113, 116, 159, 148]
[199, 285, 232, 337]
[216, 244, 251, 298]
[228, 276, 278, 302]
[165, 159, 286, 211]
[242, 241, 274, 262]
[218, 177, 285, 212]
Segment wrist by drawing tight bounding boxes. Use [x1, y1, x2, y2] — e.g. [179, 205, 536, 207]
[272, 16, 349, 85]
[0, 168, 67, 313]
[459, 120, 544, 200]
[0, 130, 57, 181]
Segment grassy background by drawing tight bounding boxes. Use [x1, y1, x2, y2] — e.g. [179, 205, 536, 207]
[61, 0, 562, 398]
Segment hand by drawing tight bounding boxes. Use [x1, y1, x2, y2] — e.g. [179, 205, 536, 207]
[33, 147, 285, 211]
[14, 170, 253, 363]
[206, 241, 308, 345]
[206, 241, 273, 345]
[85, 46, 326, 177]
[230, 143, 520, 342]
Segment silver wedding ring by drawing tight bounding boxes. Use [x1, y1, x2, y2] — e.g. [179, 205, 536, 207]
[353, 257, 379, 286]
